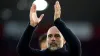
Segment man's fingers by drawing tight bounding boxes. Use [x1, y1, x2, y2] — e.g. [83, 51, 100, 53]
[30, 4, 37, 20]
[54, 1, 61, 11]
[38, 14, 44, 22]
[55, 1, 60, 8]
[56, 1, 59, 8]
[54, 1, 61, 20]
[30, 4, 36, 13]
[57, 1, 61, 9]
[33, 4, 36, 12]
[39, 14, 44, 19]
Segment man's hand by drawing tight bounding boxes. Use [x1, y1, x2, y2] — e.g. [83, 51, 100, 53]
[30, 4, 44, 27]
[54, 1, 61, 21]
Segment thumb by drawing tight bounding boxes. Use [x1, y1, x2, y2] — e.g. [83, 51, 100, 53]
[38, 14, 44, 22]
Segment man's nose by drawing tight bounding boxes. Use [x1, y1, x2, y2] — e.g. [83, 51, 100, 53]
[51, 37, 56, 41]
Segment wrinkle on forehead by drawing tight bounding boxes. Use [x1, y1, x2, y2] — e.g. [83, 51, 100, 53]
[47, 26, 60, 34]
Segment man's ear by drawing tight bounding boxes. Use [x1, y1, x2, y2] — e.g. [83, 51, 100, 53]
[63, 39, 66, 45]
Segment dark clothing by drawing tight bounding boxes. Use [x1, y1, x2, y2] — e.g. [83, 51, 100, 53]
[17, 19, 81, 56]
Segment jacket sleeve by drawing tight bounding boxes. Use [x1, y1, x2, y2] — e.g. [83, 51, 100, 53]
[16, 24, 40, 56]
[54, 19, 82, 56]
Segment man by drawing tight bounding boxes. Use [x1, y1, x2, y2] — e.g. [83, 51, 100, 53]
[17, 1, 81, 56]
[39, 34, 47, 50]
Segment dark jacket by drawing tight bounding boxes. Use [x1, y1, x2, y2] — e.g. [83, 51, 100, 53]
[17, 19, 81, 56]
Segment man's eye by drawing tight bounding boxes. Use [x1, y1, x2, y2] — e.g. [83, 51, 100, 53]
[54, 34, 60, 38]
[48, 34, 52, 38]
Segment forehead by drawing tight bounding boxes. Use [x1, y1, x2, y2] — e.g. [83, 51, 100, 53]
[47, 26, 60, 34]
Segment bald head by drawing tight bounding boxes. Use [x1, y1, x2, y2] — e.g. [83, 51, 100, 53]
[47, 26, 60, 35]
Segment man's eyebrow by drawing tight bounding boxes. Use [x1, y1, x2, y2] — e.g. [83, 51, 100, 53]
[48, 34, 52, 35]
[54, 34, 61, 37]
[48, 34, 52, 37]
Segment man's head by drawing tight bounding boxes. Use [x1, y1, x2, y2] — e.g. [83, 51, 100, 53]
[47, 26, 66, 51]
[39, 34, 47, 50]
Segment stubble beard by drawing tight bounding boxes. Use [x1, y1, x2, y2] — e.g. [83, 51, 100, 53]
[48, 42, 60, 51]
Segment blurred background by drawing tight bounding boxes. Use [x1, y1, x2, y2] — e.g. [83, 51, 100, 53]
[0, 0, 100, 56]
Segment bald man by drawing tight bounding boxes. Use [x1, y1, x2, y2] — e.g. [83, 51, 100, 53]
[17, 1, 81, 56]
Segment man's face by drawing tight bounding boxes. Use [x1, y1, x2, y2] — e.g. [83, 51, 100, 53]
[41, 41, 47, 50]
[47, 26, 65, 51]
